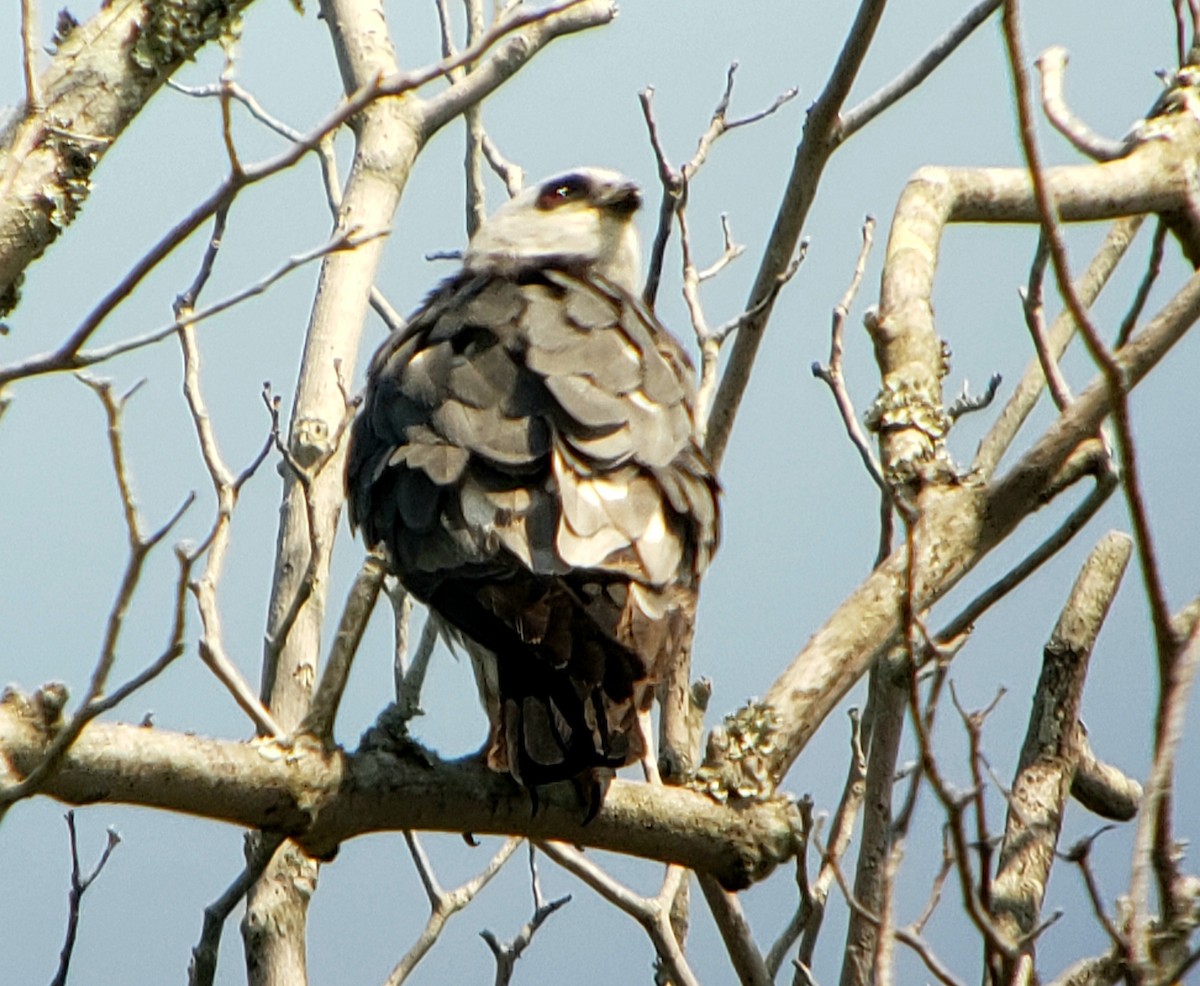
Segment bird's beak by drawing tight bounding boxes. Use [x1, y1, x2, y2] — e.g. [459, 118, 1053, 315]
[598, 180, 641, 216]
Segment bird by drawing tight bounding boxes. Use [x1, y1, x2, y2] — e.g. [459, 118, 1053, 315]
[345, 167, 719, 808]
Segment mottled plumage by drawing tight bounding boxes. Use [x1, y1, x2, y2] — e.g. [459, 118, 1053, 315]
[345, 169, 719, 798]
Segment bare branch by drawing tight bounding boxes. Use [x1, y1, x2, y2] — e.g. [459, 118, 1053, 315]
[539, 842, 702, 986]
[1037, 47, 1130, 161]
[706, 0, 890, 469]
[840, 0, 1002, 141]
[384, 834, 521, 985]
[0, 381, 194, 815]
[973, 216, 1143, 478]
[812, 217, 886, 497]
[1116, 220, 1168, 348]
[50, 812, 121, 986]
[479, 845, 570, 986]
[698, 874, 773, 986]
[301, 553, 387, 741]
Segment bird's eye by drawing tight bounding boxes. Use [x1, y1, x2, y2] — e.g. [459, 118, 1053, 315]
[536, 174, 590, 210]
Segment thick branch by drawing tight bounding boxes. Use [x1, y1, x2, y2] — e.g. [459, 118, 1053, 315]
[0, 697, 798, 891]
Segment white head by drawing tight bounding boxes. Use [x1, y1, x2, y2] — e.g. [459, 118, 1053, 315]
[464, 167, 643, 294]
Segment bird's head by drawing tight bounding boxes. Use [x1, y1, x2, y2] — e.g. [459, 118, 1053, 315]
[464, 167, 643, 293]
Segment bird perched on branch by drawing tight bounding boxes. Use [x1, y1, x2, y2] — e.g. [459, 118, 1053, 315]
[345, 168, 719, 808]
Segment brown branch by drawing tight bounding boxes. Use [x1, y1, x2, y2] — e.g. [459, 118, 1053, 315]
[50, 812, 121, 986]
[973, 216, 1142, 478]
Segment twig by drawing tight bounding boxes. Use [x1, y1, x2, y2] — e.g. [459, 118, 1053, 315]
[1003, 0, 1175, 671]
[50, 812, 121, 986]
[1115, 220, 1167, 348]
[20, 0, 40, 112]
[1003, 14, 1183, 971]
[782, 708, 866, 978]
[839, 0, 1002, 141]
[0, 381, 194, 814]
[189, 833, 284, 986]
[1036, 48, 1130, 161]
[637, 65, 798, 311]
[1062, 827, 1124, 951]
[811, 217, 886, 496]
[813, 824, 966, 986]
[175, 253, 283, 736]
[538, 842, 702, 986]
[302, 553, 387, 740]
[168, 78, 407, 332]
[973, 216, 1142, 478]
[479, 844, 571, 986]
[385, 834, 521, 985]
[946, 373, 1002, 420]
[1020, 231, 1073, 411]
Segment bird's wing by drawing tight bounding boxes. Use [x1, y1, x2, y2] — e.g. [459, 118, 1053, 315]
[347, 269, 717, 591]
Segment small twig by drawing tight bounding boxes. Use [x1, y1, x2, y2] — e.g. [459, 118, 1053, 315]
[936, 439, 1117, 650]
[946, 373, 1002, 421]
[1036, 47, 1130, 161]
[782, 708, 866, 977]
[20, 0, 40, 112]
[50, 813, 121, 986]
[812, 825, 966, 986]
[1020, 232, 1073, 411]
[480, 844, 571, 986]
[0, 0, 607, 387]
[1062, 827, 1124, 950]
[1115, 220, 1167, 348]
[302, 553, 387, 740]
[538, 842, 701, 986]
[189, 833, 284, 986]
[812, 217, 886, 496]
[385, 834, 521, 985]
[0, 382, 195, 814]
[637, 65, 797, 311]
[838, 0, 1003, 142]
[168, 79, 406, 331]
[972, 216, 1142, 479]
